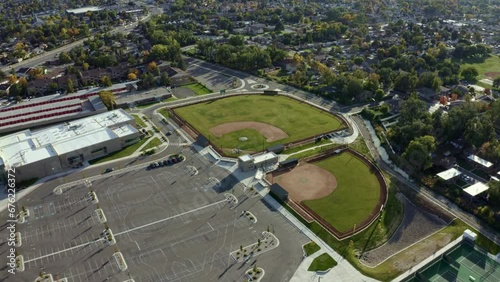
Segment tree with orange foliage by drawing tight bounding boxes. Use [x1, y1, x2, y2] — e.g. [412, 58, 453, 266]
[127, 73, 137, 81]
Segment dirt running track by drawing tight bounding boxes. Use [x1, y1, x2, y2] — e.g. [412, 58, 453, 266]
[271, 163, 337, 201]
[209, 121, 289, 142]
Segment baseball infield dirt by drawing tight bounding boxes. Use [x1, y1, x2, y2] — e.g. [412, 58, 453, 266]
[485, 72, 500, 79]
[271, 163, 337, 202]
[209, 121, 289, 142]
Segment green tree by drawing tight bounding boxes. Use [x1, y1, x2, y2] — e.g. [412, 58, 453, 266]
[461, 66, 479, 82]
[100, 76, 112, 87]
[488, 181, 500, 206]
[375, 89, 385, 101]
[67, 78, 75, 93]
[275, 20, 285, 32]
[465, 116, 495, 148]
[402, 135, 436, 172]
[394, 72, 418, 92]
[98, 90, 116, 110]
[59, 52, 72, 64]
[493, 77, 500, 88]
[160, 72, 170, 86]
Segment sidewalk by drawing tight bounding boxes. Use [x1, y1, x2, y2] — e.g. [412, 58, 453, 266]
[229, 168, 378, 282]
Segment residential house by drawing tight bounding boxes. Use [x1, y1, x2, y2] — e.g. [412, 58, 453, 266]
[416, 87, 439, 102]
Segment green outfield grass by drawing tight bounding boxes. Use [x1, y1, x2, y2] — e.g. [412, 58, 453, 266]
[174, 95, 343, 152]
[457, 55, 500, 79]
[304, 152, 381, 233]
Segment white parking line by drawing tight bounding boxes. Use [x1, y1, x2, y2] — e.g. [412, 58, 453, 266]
[114, 199, 227, 236]
[24, 239, 104, 263]
[135, 241, 141, 250]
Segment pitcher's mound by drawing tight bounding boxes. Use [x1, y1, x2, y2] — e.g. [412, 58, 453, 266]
[271, 163, 337, 202]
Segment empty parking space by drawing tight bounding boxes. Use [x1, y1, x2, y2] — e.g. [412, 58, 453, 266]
[1, 149, 308, 282]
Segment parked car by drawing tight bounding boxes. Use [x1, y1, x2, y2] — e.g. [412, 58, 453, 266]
[104, 168, 114, 173]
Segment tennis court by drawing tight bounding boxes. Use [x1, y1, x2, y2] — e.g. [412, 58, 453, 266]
[409, 242, 500, 282]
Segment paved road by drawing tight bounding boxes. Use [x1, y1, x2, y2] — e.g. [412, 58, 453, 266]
[351, 115, 500, 246]
[0, 7, 161, 73]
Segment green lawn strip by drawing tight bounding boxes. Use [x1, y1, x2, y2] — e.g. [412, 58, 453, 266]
[348, 138, 372, 160]
[132, 114, 147, 128]
[174, 95, 343, 152]
[282, 139, 332, 155]
[456, 55, 500, 79]
[184, 83, 212, 95]
[165, 96, 178, 102]
[355, 219, 500, 281]
[308, 253, 337, 271]
[303, 153, 381, 233]
[158, 108, 170, 119]
[89, 137, 150, 164]
[287, 144, 339, 160]
[141, 137, 162, 152]
[303, 241, 321, 256]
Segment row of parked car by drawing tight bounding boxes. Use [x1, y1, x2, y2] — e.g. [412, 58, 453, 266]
[147, 154, 185, 169]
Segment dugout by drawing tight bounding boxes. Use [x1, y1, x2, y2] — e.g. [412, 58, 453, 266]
[270, 183, 288, 201]
[279, 158, 298, 169]
[267, 144, 284, 154]
[196, 134, 210, 147]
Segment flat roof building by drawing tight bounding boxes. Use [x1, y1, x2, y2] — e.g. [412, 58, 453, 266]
[0, 109, 141, 182]
[0, 93, 107, 134]
[238, 152, 279, 172]
[463, 182, 489, 198]
[467, 154, 493, 169]
[437, 168, 462, 181]
[66, 6, 103, 15]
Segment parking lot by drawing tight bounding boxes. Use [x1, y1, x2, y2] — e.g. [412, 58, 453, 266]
[1, 148, 308, 282]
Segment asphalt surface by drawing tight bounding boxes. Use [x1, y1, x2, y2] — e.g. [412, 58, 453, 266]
[0, 148, 308, 282]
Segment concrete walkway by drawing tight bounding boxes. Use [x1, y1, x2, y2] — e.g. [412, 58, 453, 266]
[228, 167, 378, 282]
[279, 113, 360, 162]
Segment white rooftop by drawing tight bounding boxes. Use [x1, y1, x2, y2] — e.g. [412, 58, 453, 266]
[253, 152, 278, 164]
[463, 182, 489, 197]
[468, 154, 493, 168]
[238, 154, 253, 162]
[436, 168, 462, 180]
[67, 6, 103, 14]
[0, 109, 135, 168]
[52, 128, 117, 155]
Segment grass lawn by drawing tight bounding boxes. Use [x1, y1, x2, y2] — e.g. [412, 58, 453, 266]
[457, 55, 500, 79]
[348, 137, 372, 160]
[158, 108, 170, 119]
[308, 253, 337, 271]
[184, 83, 212, 95]
[89, 137, 150, 165]
[217, 129, 268, 151]
[174, 95, 343, 152]
[287, 143, 339, 160]
[132, 114, 147, 128]
[271, 175, 404, 280]
[141, 137, 162, 152]
[303, 152, 382, 233]
[303, 241, 321, 256]
[282, 139, 332, 155]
